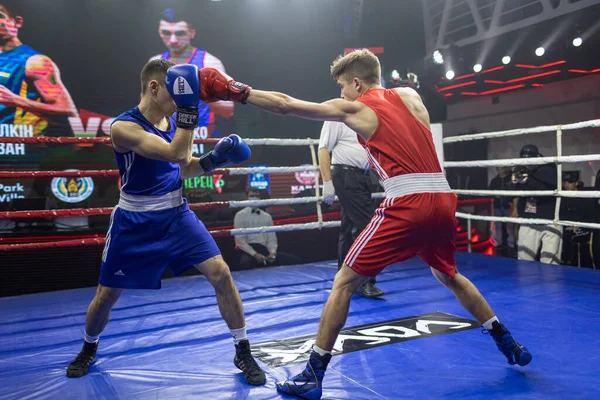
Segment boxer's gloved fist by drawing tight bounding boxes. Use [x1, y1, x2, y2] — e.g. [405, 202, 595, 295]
[199, 134, 251, 172]
[165, 64, 200, 129]
[199, 67, 251, 104]
[322, 180, 336, 205]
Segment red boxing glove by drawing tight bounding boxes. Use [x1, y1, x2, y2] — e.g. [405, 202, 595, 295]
[199, 67, 252, 104]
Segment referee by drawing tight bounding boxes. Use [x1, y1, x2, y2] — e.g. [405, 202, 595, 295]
[318, 121, 384, 298]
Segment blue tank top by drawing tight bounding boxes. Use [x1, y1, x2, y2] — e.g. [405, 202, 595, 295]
[112, 107, 182, 196]
[0, 44, 43, 126]
[160, 48, 216, 134]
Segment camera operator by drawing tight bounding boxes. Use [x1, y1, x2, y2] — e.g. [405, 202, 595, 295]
[512, 144, 562, 264]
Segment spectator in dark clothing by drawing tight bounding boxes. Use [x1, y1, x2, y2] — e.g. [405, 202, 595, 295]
[512, 144, 562, 264]
[489, 167, 515, 250]
[560, 172, 596, 268]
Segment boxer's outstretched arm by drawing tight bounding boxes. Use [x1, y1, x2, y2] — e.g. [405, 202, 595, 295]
[199, 68, 359, 121]
[246, 90, 361, 122]
[209, 100, 234, 118]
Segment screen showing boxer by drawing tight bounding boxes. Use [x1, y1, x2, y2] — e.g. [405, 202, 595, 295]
[0, 0, 369, 207]
[0, 3, 78, 162]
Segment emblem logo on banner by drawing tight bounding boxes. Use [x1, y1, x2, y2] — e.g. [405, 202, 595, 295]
[51, 170, 94, 203]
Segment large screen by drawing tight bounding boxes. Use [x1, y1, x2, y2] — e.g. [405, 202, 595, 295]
[0, 0, 423, 208]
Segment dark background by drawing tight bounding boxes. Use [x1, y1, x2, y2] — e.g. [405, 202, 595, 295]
[0, 1, 439, 296]
[1, 0, 432, 202]
[4, 0, 428, 140]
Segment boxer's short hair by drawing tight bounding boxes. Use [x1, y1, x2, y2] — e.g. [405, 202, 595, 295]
[330, 49, 381, 85]
[160, 7, 194, 29]
[140, 59, 175, 94]
[0, 3, 21, 18]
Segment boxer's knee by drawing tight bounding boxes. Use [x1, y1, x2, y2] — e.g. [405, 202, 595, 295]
[213, 267, 234, 291]
[196, 255, 233, 290]
[332, 263, 369, 296]
[431, 267, 456, 289]
[93, 284, 122, 308]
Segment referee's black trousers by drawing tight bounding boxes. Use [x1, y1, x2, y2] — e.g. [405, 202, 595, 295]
[331, 165, 382, 278]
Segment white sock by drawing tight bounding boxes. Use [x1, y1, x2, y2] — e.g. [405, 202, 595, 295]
[483, 316, 499, 331]
[84, 331, 100, 344]
[231, 326, 247, 344]
[312, 344, 331, 356]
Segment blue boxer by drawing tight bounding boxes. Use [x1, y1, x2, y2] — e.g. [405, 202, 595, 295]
[97, 106, 221, 289]
[67, 62, 263, 386]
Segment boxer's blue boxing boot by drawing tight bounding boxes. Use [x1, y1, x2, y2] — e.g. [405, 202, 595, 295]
[487, 321, 532, 366]
[276, 349, 331, 400]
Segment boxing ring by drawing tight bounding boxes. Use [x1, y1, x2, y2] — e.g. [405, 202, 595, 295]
[1, 120, 599, 399]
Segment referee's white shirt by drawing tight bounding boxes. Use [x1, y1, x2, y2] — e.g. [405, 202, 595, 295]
[318, 121, 370, 170]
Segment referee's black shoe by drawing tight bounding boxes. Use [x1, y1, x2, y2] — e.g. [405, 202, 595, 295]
[356, 279, 384, 299]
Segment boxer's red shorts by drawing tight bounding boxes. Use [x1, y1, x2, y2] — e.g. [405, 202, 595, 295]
[345, 192, 458, 278]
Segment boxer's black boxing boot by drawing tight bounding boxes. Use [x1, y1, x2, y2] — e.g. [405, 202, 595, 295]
[66, 340, 98, 377]
[234, 339, 266, 385]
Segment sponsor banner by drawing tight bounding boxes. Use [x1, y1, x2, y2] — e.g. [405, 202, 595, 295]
[0, 181, 27, 202]
[184, 174, 225, 193]
[248, 165, 270, 191]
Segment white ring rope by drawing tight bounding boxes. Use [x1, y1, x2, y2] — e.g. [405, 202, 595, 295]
[444, 154, 600, 168]
[8, 121, 600, 249]
[452, 189, 600, 198]
[244, 138, 316, 146]
[442, 117, 600, 239]
[227, 166, 318, 175]
[231, 197, 321, 208]
[227, 193, 387, 209]
[231, 116, 600, 241]
[455, 212, 600, 230]
[443, 119, 600, 143]
[228, 221, 340, 235]
[232, 193, 600, 237]
[309, 141, 324, 225]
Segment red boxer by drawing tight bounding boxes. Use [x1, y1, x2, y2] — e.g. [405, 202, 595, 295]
[197, 51, 531, 400]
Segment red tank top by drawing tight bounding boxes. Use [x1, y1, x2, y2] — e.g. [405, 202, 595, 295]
[355, 88, 442, 181]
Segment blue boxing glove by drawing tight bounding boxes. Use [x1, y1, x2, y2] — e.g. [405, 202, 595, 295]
[165, 64, 200, 129]
[199, 134, 251, 172]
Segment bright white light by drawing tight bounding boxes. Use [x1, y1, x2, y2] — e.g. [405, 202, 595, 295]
[473, 64, 482, 73]
[445, 70, 455, 80]
[391, 70, 400, 80]
[572, 37, 582, 47]
[433, 50, 444, 64]
[535, 47, 545, 56]
[502, 56, 511, 65]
